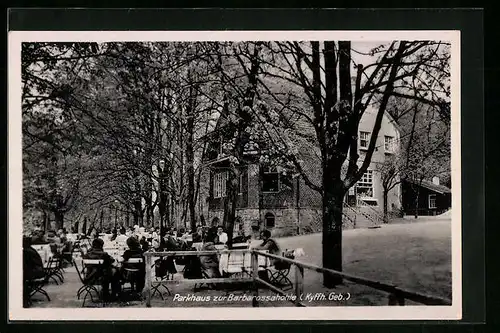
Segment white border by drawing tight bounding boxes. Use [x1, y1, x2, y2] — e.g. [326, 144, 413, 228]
[8, 30, 462, 321]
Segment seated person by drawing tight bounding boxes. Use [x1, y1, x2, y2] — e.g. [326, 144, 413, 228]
[45, 230, 58, 244]
[155, 232, 177, 275]
[49, 243, 61, 261]
[161, 231, 179, 251]
[122, 237, 146, 293]
[139, 236, 149, 252]
[31, 230, 47, 245]
[57, 229, 67, 244]
[232, 230, 251, 244]
[23, 236, 45, 281]
[252, 229, 281, 282]
[23, 236, 46, 306]
[83, 238, 121, 300]
[191, 227, 203, 243]
[109, 229, 118, 242]
[199, 230, 221, 279]
[215, 226, 228, 245]
[115, 228, 128, 247]
[253, 229, 280, 256]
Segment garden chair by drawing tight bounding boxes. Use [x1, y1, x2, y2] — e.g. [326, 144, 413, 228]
[44, 256, 64, 285]
[121, 257, 144, 295]
[24, 275, 50, 307]
[266, 250, 295, 291]
[151, 256, 173, 300]
[74, 259, 106, 307]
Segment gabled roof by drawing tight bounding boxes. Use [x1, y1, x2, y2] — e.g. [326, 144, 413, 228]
[406, 179, 451, 194]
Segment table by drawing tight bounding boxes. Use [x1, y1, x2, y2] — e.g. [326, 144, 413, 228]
[32, 244, 51, 264]
[219, 250, 270, 276]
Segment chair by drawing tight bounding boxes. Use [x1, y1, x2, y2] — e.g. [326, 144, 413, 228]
[61, 242, 77, 267]
[44, 257, 64, 285]
[74, 259, 106, 307]
[121, 257, 144, 295]
[151, 257, 173, 300]
[266, 250, 294, 290]
[24, 276, 50, 307]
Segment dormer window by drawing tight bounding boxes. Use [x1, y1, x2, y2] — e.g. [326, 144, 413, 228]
[384, 136, 395, 153]
[359, 131, 370, 149]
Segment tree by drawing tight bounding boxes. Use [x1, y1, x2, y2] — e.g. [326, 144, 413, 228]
[253, 40, 450, 287]
[374, 152, 405, 223]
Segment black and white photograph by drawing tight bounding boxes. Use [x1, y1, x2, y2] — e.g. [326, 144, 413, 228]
[9, 30, 461, 320]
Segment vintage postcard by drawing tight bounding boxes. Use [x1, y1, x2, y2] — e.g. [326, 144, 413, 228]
[9, 30, 461, 320]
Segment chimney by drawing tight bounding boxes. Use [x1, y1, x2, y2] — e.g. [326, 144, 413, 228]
[432, 177, 440, 185]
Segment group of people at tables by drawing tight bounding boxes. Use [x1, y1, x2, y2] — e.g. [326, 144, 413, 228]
[24, 223, 283, 303]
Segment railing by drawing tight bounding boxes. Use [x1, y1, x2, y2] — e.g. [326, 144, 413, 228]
[143, 250, 452, 307]
[351, 200, 385, 226]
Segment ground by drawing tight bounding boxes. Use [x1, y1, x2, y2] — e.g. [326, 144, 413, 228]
[29, 216, 452, 308]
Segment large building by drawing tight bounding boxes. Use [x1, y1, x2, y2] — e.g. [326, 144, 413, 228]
[198, 108, 402, 237]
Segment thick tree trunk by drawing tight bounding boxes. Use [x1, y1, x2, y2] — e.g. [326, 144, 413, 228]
[414, 186, 420, 219]
[383, 189, 389, 223]
[134, 200, 142, 226]
[186, 79, 198, 232]
[322, 182, 345, 288]
[54, 210, 64, 230]
[42, 210, 48, 232]
[223, 168, 240, 248]
[186, 134, 196, 232]
[100, 210, 104, 230]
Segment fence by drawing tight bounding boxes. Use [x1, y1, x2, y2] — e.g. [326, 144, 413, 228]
[143, 249, 452, 307]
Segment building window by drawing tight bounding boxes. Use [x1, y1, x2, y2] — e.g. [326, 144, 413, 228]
[359, 131, 370, 149]
[357, 170, 374, 198]
[261, 166, 280, 193]
[265, 212, 275, 228]
[213, 171, 228, 198]
[384, 135, 394, 153]
[429, 194, 437, 209]
[234, 217, 243, 232]
[238, 172, 244, 194]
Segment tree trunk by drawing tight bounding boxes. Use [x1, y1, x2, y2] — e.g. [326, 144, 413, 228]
[134, 200, 142, 226]
[42, 210, 48, 232]
[82, 217, 87, 235]
[186, 77, 198, 232]
[54, 210, 64, 230]
[383, 189, 389, 223]
[100, 210, 104, 230]
[222, 168, 240, 248]
[322, 177, 345, 288]
[414, 186, 420, 219]
[186, 131, 196, 232]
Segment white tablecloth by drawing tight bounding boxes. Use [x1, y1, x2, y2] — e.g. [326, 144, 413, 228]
[219, 250, 270, 275]
[32, 244, 51, 264]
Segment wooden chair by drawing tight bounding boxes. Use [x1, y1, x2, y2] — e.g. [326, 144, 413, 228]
[121, 257, 144, 296]
[74, 259, 106, 307]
